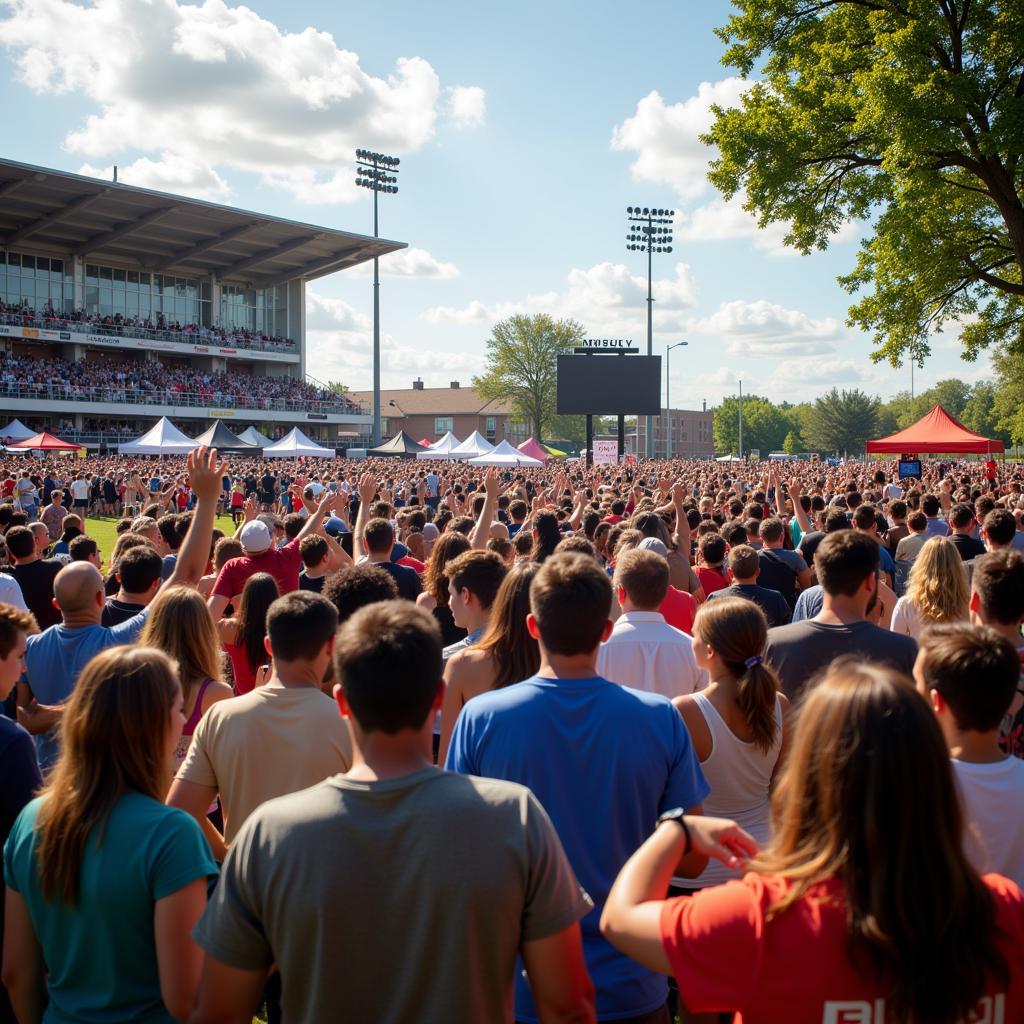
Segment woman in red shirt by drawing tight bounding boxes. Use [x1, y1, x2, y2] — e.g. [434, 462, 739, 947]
[601, 662, 1024, 1023]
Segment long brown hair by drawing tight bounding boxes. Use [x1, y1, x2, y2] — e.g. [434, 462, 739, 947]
[423, 531, 471, 606]
[692, 597, 779, 753]
[235, 572, 279, 673]
[476, 561, 541, 689]
[754, 661, 1006, 1023]
[36, 646, 180, 904]
[140, 586, 222, 709]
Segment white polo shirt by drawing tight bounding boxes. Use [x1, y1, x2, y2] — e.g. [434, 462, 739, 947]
[597, 611, 705, 699]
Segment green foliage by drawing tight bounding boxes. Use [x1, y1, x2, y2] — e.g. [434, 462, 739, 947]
[707, 1, 1024, 365]
[472, 314, 585, 439]
[803, 388, 880, 455]
[325, 381, 350, 394]
[782, 430, 801, 455]
[992, 349, 1024, 444]
[713, 393, 793, 454]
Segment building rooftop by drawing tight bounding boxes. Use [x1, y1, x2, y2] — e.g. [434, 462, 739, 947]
[349, 381, 516, 417]
[0, 157, 405, 286]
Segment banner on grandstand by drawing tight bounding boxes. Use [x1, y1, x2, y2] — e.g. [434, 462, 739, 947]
[593, 439, 619, 465]
[307, 413, 327, 420]
[21, 328, 38, 339]
[209, 409, 235, 418]
[0, 326, 10, 336]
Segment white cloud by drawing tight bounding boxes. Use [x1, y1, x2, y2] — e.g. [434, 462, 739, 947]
[686, 299, 842, 356]
[349, 247, 459, 280]
[305, 289, 371, 333]
[446, 85, 486, 128]
[78, 153, 231, 201]
[771, 359, 867, 386]
[422, 260, 697, 336]
[612, 80, 856, 255]
[0, 0, 480, 203]
[612, 80, 750, 199]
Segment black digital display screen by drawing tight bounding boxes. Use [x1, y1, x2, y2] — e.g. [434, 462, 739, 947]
[557, 354, 661, 415]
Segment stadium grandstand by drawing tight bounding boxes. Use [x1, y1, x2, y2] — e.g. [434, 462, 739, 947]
[0, 157, 405, 449]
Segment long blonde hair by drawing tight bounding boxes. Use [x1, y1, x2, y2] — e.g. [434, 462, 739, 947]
[140, 586, 222, 708]
[36, 647, 180, 904]
[906, 536, 969, 624]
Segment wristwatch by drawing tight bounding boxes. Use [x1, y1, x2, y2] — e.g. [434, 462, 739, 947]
[656, 807, 692, 854]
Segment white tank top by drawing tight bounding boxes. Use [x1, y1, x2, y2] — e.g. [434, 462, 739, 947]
[676, 690, 784, 889]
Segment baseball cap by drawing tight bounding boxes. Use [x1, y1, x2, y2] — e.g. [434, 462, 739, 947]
[421, 522, 439, 541]
[637, 537, 669, 557]
[239, 520, 272, 554]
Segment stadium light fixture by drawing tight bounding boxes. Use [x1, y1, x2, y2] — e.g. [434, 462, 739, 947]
[356, 148, 402, 447]
[626, 204, 674, 457]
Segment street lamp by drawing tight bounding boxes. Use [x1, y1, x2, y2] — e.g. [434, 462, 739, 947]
[665, 340, 688, 459]
[355, 148, 401, 446]
[626, 205, 674, 458]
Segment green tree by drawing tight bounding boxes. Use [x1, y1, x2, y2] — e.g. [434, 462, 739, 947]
[992, 348, 1024, 444]
[782, 430, 801, 455]
[803, 388, 880, 455]
[713, 394, 791, 454]
[325, 381, 350, 394]
[473, 314, 585, 439]
[706, 2, 1024, 366]
[959, 382, 1010, 445]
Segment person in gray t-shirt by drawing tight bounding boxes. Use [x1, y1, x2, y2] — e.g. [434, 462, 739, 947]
[191, 601, 594, 1024]
[765, 532, 917, 701]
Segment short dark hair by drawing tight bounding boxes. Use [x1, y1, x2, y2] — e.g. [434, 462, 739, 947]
[614, 548, 669, 609]
[323, 564, 399, 623]
[117, 545, 163, 593]
[299, 534, 328, 568]
[852, 505, 877, 530]
[509, 499, 528, 521]
[554, 535, 597, 558]
[908, 510, 927, 532]
[728, 544, 760, 580]
[530, 553, 611, 655]
[698, 533, 727, 567]
[69, 535, 97, 562]
[5, 526, 34, 559]
[890, 500, 907, 519]
[157, 513, 188, 552]
[815, 530, 880, 597]
[920, 622, 1020, 732]
[971, 549, 1024, 625]
[364, 517, 394, 554]
[283, 513, 306, 540]
[446, 550, 507, 610]
[922, 494, 940, 517]
[982, 509, 1016, 547]
[759, 517, 785, 543]
[266, 591, 339, 662]
[949, 503, 974, 530]
[333, 600, 442, 734]
[824, 509, 851, 533]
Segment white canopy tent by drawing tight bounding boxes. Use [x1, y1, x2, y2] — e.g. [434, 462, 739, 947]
[262, 427, 336, 459]
[443, 431, 495, 461]
[416, 431, 462, 459]
[238, 426, 274, 448]
[467, 439, 544, 468]
[118, 417, 198, 455]
[0, 419, 35, 442]
[715, 454, 743, 463]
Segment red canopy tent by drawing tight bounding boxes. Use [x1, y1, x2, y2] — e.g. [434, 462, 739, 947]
[417, 437, 433, 447]
[865, 405, 1003, 455]
[517, 437, 550, 462]
[7, 431, 82, 452]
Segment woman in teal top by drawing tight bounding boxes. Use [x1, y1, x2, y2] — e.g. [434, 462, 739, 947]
[3, 646, 218, 1023]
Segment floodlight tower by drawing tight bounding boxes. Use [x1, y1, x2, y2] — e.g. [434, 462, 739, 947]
[626, 205, 674, 458]
[355, 149, 401, 446]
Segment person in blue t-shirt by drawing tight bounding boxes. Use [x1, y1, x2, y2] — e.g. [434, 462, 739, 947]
[4, 645, 218, 1024]
[447, 551, 710, 1024]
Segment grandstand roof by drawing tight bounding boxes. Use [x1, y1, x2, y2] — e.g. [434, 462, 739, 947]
[0, 158, 405, 287]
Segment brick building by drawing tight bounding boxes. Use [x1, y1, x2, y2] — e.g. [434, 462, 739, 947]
[626, 408, 715, 458]
[350, 379, 528, 446]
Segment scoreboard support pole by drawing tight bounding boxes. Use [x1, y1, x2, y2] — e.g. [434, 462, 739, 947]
[617, 415, 625, 462]
[586, 415, 593, 468]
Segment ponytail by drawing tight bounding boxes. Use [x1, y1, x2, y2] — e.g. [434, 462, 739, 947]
[693, 597, 780, 753]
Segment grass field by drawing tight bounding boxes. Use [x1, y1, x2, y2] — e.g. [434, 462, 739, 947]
[81, 513, 240, 575]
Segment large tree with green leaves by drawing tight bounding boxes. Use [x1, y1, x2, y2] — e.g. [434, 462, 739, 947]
[707, 1, 1024, 365]
[714, 393, 793, 454]
[803, 388, 880, 454]
[473, 314, 585, 439]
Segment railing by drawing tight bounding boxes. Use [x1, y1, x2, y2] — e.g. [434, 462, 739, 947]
[0, 380, 367, 416]
[0, 311, 299, 356]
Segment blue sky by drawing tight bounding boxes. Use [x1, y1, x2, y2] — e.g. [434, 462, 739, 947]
[0, 0, 988, 407]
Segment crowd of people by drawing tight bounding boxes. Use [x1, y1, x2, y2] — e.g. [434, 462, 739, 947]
[0, 449, 1019, 1022]
[0, 303, 297, 354]
[0, 353, 359, 414]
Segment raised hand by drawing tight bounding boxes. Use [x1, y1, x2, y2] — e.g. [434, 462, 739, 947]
[186, 446, 228, 503]
[357, 471, 377, 505]
[484, 465, 500, 498]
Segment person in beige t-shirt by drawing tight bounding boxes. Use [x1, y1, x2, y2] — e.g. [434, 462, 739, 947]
[167, 591, 351, 859]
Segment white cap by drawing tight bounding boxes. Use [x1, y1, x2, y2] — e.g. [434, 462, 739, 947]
[239, 520, 272, 554]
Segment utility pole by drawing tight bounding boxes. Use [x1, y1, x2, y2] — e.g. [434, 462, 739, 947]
[738, 378, 743, 460]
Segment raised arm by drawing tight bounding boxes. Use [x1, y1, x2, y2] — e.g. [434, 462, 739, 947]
[788, 478, 812, 535]
[352, 472, 377, 561]
[165, 446, 225, 589]
[470, 467, 500, 550]
[670, 482, 691, 560]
